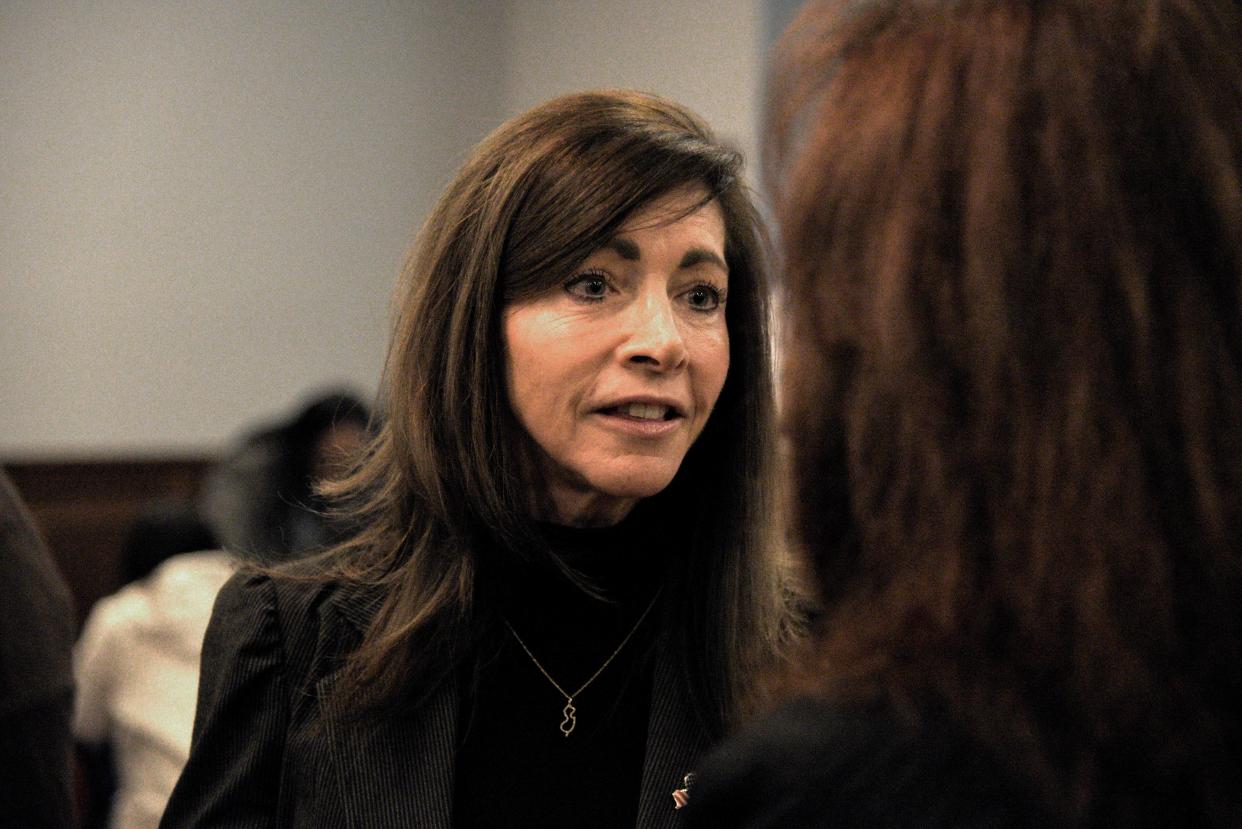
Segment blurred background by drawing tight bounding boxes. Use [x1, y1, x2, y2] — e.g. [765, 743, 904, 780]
[1, 0, 802, 624]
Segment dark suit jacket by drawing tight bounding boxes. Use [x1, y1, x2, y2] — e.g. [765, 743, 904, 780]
[160, 571, 711, 828]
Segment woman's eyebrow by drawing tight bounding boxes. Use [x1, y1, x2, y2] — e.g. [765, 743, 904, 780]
[602, 238, 727, 272]
[679, 248, 727, 271]
[603, 237, 642, 260]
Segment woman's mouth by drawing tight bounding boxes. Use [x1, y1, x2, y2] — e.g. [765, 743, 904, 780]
[599, 403, 679, 421]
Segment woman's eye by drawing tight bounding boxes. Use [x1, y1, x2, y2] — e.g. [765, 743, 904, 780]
[565, 272, 610, 301]
[684, 284, 723, 311]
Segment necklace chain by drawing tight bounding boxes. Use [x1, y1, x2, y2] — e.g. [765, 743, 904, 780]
[504, 588, 662, 737]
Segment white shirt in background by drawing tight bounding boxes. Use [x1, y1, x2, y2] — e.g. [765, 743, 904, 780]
[72, 550, 236, 829]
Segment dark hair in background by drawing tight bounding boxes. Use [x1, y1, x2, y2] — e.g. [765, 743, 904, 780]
[318, 89, 789, 732]
[768, 0, 1242, 823]
[120, 502, 218, 585]
[268, 391, 371, 522]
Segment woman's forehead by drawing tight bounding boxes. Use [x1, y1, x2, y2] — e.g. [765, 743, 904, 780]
[614, 185, 716, 235]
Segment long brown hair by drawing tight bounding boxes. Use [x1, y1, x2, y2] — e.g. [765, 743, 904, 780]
[768, 0, 1242, 823]
[319, 90, 788, 733]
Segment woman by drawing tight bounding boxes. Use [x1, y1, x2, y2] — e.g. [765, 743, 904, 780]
[160, 90, 791, 829]
[687, 0, 1242, 826]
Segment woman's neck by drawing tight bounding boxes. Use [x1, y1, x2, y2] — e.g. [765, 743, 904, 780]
[539, 482, 639, 528]
[489, 504, 665, 610]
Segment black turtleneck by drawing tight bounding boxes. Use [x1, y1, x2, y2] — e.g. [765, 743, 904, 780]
[453, 507, 667, 829]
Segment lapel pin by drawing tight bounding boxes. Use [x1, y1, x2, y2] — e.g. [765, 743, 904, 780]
[672, 772, 695, 810]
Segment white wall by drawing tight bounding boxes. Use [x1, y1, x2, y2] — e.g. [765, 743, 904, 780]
[1, 0, 505, 458]
[1, 0, 765, 459]
[503, 0, 764, 176]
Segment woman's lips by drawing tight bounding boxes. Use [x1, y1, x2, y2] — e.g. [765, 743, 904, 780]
[600, 402, 674, 420]
[592, 406, 684, 436]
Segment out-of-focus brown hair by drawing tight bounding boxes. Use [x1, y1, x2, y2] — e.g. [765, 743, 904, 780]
[768, 0, 1242, 822]
[316, 90, 788, 734]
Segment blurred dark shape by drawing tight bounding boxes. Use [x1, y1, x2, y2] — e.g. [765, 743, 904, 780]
[0, 470, 75, 829]
[202, 389, 373, 561]
[119, 502, 218, 586]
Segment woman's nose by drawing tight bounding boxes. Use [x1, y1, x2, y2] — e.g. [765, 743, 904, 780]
[618, 291, 688, 371]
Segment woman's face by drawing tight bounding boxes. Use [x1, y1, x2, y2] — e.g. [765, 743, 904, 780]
[503, 186, 731, 526]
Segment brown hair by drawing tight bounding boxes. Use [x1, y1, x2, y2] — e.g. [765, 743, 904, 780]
[769, 0, 1242, 822]
[319, 90, 788, 732]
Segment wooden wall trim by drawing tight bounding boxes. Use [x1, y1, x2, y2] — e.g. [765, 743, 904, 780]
[3, 458, 215, 628]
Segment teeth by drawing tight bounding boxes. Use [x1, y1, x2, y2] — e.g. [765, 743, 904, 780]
[623, 403, 669, 420]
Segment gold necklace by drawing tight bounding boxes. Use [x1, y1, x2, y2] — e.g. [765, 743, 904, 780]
[504, 589, 662, 737]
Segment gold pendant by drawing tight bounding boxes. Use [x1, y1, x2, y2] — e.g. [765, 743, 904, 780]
[560, 699, 577, 737]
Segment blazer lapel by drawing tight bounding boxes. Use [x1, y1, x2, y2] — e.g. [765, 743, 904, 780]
[635, 644, 714, 829]
[317, 584, 458, 829]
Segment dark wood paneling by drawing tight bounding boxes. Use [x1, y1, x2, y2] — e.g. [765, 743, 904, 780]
[3, 458, 213, 628]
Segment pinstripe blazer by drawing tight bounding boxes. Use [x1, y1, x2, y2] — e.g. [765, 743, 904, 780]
[159, 570, 712, 828]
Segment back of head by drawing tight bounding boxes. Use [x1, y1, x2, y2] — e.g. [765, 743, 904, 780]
[276, 389, 372, 503]
[768, 0, 1242, 822]
[284, 391, 371, 450]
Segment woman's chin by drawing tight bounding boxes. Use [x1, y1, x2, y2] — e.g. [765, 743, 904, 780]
[545, 466, 681, 525]
[589, 463, 682, 502]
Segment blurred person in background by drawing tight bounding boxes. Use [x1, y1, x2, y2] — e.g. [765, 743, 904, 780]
[73, 502, 224, 829]
[0, 470, 75, 829]
[687, 0, 1242, 826]
[200, 390, 372, 562]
